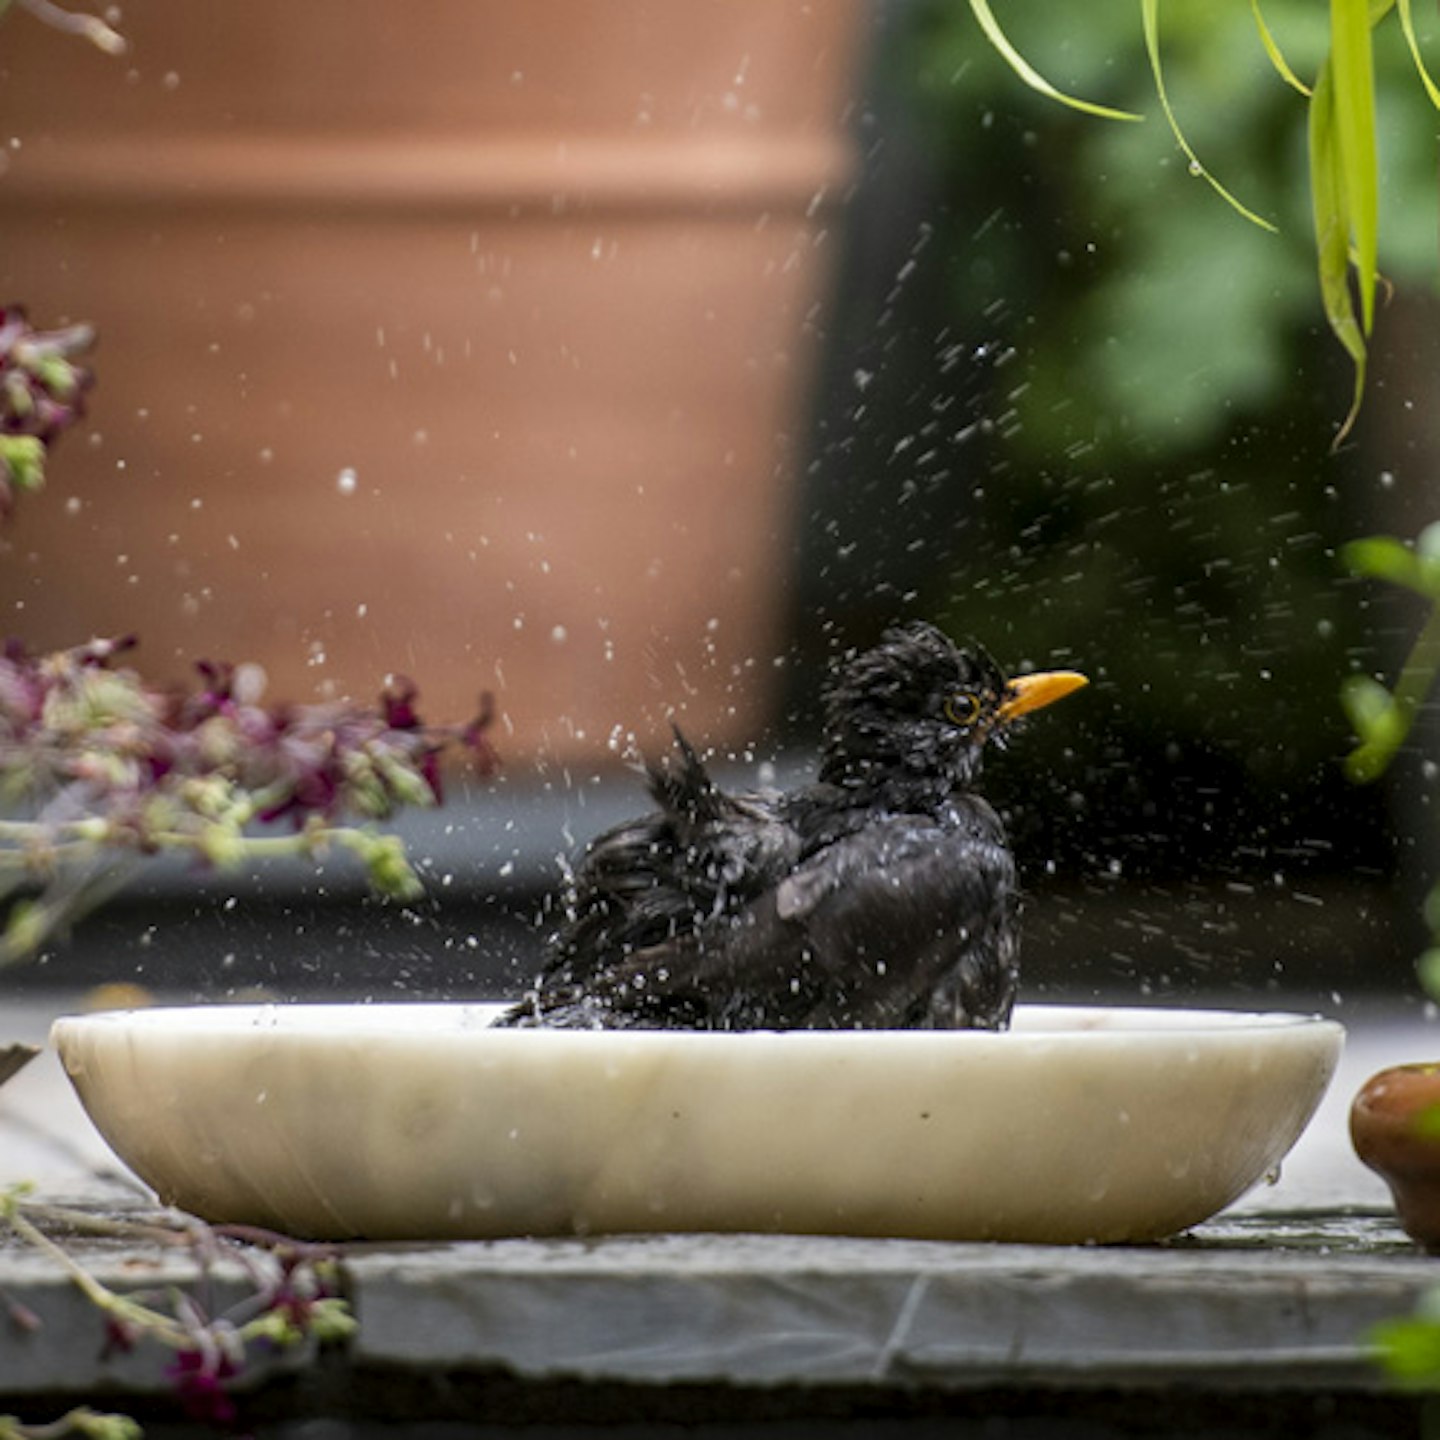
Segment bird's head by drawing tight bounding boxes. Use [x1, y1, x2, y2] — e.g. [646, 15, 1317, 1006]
[818, 621, 1087, 791]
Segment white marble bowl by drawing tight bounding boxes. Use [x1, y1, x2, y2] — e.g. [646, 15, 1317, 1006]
[51, 1003, 1342, 1244]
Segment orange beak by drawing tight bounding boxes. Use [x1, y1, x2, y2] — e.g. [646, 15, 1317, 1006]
[996, 669, 1088, 723]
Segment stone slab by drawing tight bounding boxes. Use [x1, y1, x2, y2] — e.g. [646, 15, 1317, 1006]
[339, 1215, 1432, 1392]
[0, 1207, 1432, 1407]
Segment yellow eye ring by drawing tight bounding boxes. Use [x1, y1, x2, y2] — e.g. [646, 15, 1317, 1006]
[944, 693, 980, 726]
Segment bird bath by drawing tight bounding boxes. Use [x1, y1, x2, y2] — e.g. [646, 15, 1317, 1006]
[50, 1002, 1341, 1245]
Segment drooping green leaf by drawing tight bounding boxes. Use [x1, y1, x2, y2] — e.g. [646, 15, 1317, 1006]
[1330, 0, 1380, 332]
[1307, 0, 1389, 444]
[1250, 0, 1312, 96]
[965, 0, 1142, 122]
[1308, 62, 1368, 447]
[1398, 0, 1440, 108]
[1142, 0, 1277, 231]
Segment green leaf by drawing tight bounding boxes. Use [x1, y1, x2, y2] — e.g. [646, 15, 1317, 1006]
[966, 0, 1142, 123]
[1342, 535, 1440, 597]
[1342, 535, 1411, 580]
[1341, 673, 1398, 738]
[1330, 0, 1380, 333]
[1341, 534, 1421, 584]
[1251, 0, 1312, 97]
[1309, 61, 1368, 447]
[1398, 0, 1440, 108]
[1341, 673, 1406, 781]
[1419, 946, 1440, 1000]
[1142, 0, 1277, 231]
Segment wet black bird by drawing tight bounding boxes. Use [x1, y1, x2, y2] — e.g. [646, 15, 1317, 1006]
[498, 621, 1085, 1032]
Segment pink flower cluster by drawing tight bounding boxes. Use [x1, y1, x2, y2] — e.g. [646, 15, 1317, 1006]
[0, 636, 494, 837]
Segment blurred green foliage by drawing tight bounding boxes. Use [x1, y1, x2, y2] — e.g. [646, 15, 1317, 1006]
[1374, 1285, 1440, 1386]
[1342, 526, 1440, 782]
[817, 0, 1440, 884]
[904, 0, 1440, 447]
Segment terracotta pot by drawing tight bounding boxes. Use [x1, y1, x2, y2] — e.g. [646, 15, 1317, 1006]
[1350, 1062, 1440, 1248]
[0, 2, 865, 763]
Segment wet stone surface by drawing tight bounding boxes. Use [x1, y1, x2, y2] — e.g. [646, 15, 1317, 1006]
[1167, 1208, 1417, 1254]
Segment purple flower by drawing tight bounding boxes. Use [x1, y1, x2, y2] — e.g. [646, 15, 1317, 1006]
[380, 675, 422, 732]
[165, 1346, 240, 1426]
[0, 633, 502, 946]
[100, 1314, 139, 1359]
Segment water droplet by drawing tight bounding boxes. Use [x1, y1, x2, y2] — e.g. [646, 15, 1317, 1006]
[336, 467, 358, 496]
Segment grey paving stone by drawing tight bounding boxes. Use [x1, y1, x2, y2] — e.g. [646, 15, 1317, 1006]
[338, 1221, 1434, 1390]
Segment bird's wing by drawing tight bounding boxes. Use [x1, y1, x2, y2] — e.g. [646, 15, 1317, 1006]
[498, 733, 802, 1027]
[687, 813, 1020, 1030]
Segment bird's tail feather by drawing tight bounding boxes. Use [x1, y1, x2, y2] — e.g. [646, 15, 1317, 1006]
[646, 723, 726, 823]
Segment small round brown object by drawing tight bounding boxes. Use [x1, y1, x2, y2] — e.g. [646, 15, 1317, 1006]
[1351, 1063, 1440, 1250]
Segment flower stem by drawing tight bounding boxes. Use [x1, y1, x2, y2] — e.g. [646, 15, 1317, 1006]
[0, 1198, 189, 1349]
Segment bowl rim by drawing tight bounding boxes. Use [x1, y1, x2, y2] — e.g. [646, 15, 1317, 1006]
[50, 1000, 1346, 1043]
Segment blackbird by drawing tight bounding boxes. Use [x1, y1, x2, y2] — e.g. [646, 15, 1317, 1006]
[498, 621, 1085, 1032]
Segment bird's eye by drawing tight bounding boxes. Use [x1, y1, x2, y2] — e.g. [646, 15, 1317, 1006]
[943, 692, 981, 726]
